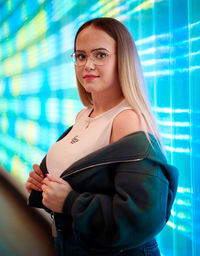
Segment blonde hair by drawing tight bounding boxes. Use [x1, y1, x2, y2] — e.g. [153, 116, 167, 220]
[74, 17, 163, 149]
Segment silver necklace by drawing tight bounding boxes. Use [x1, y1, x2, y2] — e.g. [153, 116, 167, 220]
[70, 110, 93, 144]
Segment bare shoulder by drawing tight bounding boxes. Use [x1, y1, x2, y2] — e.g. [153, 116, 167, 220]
[75, 108, 87, 121]
[110, 109, 145, 144]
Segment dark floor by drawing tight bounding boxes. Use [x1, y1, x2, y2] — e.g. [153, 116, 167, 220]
[0, 171, 56, 256]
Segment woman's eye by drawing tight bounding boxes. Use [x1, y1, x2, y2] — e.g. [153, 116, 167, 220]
[96, 52, 107, 59]
[76, 54, 86, 60]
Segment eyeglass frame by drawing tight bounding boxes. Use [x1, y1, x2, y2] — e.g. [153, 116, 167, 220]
[70, 49, 116, 66]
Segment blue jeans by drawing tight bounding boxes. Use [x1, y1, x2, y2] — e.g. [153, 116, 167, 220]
[54, 230, 161, 256]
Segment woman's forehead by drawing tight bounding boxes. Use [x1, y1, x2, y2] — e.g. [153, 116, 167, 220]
[75, 26, 116, 51]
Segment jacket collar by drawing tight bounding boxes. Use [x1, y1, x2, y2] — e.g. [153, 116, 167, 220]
[59, 131, 167, 178]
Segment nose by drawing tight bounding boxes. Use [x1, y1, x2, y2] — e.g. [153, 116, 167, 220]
[84, 56, 95, 71]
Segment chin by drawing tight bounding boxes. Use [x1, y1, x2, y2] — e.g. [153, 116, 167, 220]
[83, 83, 97, 93]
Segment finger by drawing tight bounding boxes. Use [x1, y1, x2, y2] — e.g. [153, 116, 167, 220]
[32, 164, 44, 177]
[25, 180, 32, 193]
[33, 164, 44, 178]
[28, 176, 43, 190]
[46, 174, 64, 184]
[29, 171, 43, 183]
[41, 184, 49, 193]
[41, 177, 51, 186]
[26, 180, 42, 192]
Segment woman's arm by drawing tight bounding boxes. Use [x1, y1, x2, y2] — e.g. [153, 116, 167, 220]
[110, 109, 147, 143]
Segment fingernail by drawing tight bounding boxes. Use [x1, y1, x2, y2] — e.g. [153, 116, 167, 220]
[45, 173, 48, 177]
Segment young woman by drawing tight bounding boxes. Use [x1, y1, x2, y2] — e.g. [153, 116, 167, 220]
[26, 17, 178, 256]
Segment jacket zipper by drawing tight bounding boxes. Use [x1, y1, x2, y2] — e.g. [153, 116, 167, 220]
[61, 158, 143, 179]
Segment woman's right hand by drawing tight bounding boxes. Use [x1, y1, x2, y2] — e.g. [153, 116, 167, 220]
[25, 164, 44, 194]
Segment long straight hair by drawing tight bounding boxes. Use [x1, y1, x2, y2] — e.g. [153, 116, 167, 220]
[74, 17, 163, 150]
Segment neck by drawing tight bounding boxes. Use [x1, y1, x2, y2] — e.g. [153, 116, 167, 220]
[90, 91, 124, 118]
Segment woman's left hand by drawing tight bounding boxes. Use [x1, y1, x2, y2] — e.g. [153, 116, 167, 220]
[41, 174, 72, 213]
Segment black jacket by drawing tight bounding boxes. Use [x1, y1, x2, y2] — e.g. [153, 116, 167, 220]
[28, 128, 178, 250]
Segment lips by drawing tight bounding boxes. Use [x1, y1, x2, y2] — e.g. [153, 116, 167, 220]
[83, 75, 99, 79]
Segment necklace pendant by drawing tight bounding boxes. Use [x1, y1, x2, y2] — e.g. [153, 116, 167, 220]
[71, 135, 79, 144]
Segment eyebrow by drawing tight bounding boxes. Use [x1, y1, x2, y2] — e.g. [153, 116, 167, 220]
[75, 48, 109, 53]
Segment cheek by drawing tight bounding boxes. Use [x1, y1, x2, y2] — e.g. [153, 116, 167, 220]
[105, 62, 118, 79]
[75, 67, 82, 82]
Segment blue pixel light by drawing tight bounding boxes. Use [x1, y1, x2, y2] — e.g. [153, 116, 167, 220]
[0, 0, 199, 255]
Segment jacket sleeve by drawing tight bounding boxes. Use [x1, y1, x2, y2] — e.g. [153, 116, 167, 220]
[62, 159, 177, 249]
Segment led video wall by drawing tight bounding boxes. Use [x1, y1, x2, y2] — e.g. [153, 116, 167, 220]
[0, 0, 199, 255]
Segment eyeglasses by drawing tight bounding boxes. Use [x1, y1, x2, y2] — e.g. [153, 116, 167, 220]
[71, 49, 115, 66]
